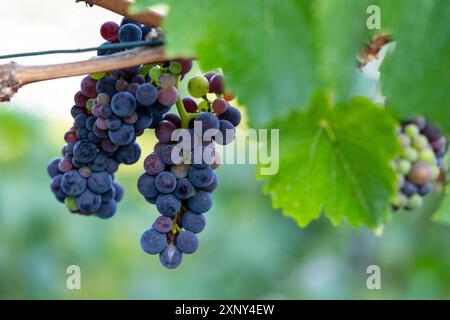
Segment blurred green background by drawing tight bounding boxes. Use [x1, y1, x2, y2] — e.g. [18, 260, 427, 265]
[0, 107, 449, 299]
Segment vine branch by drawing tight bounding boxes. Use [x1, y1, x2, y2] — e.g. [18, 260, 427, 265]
[76, 0, 164, 27]
[0, 47, 191, 102]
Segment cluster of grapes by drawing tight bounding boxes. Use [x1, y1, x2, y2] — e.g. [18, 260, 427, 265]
[138, 71, 241, 269]
[391, 116, 447, 211]
[47, 18, 187, 218]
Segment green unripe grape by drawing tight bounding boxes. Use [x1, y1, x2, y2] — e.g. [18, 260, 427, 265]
[430, 165, 440, 180]
[397, 158, 412, 175]
[169, 61, 182, 75]
[188, 75, 210, 98]
[418, 148, 436, 164]
[412, 135, 429, 150]
[391, 193, 408, 208]
[140, 64, 154, 76]
[398, 134, 411, 148]
[396, 173, 405, 188]
[149, 65, 162, 80]
[198, 100, 209, 112]
[403, 147, 418, 162]
[404, 124, 420, 138]
[90, 72, 106, 80]
[65, 197, 79, 213]
[406, 194, 423, 210]
[86, 99, 95, 113]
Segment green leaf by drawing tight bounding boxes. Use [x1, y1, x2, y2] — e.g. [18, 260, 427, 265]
[134, 0, 373, 126]
[257, 93, 401, 229]
[379, 0, 450, 133]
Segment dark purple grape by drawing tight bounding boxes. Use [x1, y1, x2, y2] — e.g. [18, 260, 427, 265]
[47, 158, 62, 178]
[108, 123, 135, 146]
[113, 182, 124, 202]
[50, 174, 65, 202]
[163, 113, 181, 129]
[99, 105, 113, 118]
[60, 170, 87, 196]
[111, 91, 137, 117]
[106, 116, 122, 130]
[155, 171, 177, 194]
[156, 194, 181, 217]
[76, 189, 102, 214]
[74, 114, 87, 129]
[194, 112, 220, 135]
[153, 216, 173, 234]
[140, 228, 167, 254]
[187, 190, 212, 214]
[73, 140, 98, 164]
[88, 171, 113, 194]
[71, 106, 86, 118]
[401, 181, 418, 197]
[422, 123, 441, 142]
[176, 231, 199, 254]
[101, 139, 120, 153]
[212, 98, 228, 114]
[118, 23, 143, 43]
[182, 97, 197, 112]
[209, 74, 224, 94]
[77, 128, 89, 140]
[102, 188, 116, 203]
[132, 74, 145, 84]
[188, 167, 215, 188]
[93, 123, 109, 139]
[115, 142, 141, 164]
[181, 211, 205, 234]
[136, 83, 158, 106]
[179, 59, 193, 75]
[174, 178, 195, 200]
[90, 153, 109, 172]
[80, 76, 98, 98]
[155, 120, 176, 143]
[218, 106, 241, 127]
[106, 158, 119, 174]
[85, 116, 96, 131]
[143, 153, 165, 175]
[137, 173, 159, 198]
[74, 91, 88, 108]
[159, 245, 182, 269]
[418, 183, 432, 196]
[201, 174, 218, 192]
[96, 77, 117, 97]
[97, 201, 117, 219]
[134, 110, 153, 130]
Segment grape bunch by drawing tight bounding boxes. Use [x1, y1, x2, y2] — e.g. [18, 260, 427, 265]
[391, 116, 447, 211]
[47, 18, 185, 218]
[138, 71, 241, 269]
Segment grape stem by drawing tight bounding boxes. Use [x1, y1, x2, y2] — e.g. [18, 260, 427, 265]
[175, 75, 200, 128]
[0, 47, 191, 102]
[75, 0, 164, 27]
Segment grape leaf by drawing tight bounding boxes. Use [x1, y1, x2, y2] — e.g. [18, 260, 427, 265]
[257, 93, 400, 229]
[134, 0, 373, 126]
[378, 0, 450, 133]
